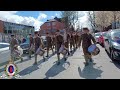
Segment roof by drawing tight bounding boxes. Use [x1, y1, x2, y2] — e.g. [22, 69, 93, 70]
[46, 19, 57, 23]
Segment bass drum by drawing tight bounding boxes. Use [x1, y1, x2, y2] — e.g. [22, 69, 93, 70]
[88, 44, 100, 56]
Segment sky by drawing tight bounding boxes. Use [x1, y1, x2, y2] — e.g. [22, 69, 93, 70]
[0, 11, 89, 31]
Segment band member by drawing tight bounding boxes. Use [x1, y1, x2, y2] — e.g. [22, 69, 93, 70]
[9, 34, 19, 61]
[56, 30, 64, 65]
[33, 32, 45, 65]
[78, 28, 96, 66]
[28, 33, 34, 59]
[72, 31, 76, 50]
[75, 31, 79, 49]
[46, 33, 54, 57]
[52, 34, 56, 50]
[64, 30, 70, 56]
[70, 32, 75, 53]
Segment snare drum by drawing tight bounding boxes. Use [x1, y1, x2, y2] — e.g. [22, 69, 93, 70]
[61, 49, 67, 55]
[88, 44, 100, 56]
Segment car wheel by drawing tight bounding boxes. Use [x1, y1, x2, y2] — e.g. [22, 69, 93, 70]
[110, 49, 116, 61]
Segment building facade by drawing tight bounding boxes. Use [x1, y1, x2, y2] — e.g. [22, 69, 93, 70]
[40, 17, 65, 36]
[0, 20, 35, 42]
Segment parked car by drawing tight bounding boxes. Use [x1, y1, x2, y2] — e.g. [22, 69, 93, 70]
[20, 42, 30, 54]
[94, 32, 101, 43]
[0, 43, 23, 64]
[20, 37, 47, 54]
[98, 32, 107, 47]
[0, 43, 10, 64]
[104, 29, 120, 61]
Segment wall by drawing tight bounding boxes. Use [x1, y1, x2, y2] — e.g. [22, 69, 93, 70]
[0, 20, 4, 33]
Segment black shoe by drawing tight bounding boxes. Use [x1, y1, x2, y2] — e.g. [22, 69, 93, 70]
[33, 62, 37, 65]
[29, 56, 31, 58]
[57, 61, 60, 65]
[43, 58, 46, 62]
[90, 58, 93, 62]
[84, 62, 89, 66]
[46, 55, 49, 57]
[64, 58, 67, 61]
[68, 52, 70, 56]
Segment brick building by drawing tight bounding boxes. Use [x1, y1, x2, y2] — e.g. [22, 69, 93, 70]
[40, 17, 65, 35]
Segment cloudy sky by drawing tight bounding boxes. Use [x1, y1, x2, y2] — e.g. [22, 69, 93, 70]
[0, 11, 89, 31]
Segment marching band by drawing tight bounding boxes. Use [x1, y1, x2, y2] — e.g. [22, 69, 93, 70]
[9, 27, 99, 66]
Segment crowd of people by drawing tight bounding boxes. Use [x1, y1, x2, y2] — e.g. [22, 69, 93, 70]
[9, 27, 97, 66]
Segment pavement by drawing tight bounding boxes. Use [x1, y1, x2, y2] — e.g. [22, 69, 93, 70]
[0, 44, 120, 79]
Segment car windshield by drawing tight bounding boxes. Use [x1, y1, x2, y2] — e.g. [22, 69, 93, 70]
[103, 33, 107, 36]
[95, 33, 101, 36]
[111, 31, 120, 40]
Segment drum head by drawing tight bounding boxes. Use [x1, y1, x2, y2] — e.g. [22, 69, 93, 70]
[88, 44, 96, 53]
[91, 46, 100, 56]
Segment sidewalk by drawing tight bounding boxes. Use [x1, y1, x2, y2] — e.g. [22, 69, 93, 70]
[1, 45, 120, 79]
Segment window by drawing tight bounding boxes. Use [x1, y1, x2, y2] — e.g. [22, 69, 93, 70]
[47, 23, 51, 26]
[52, 22, 56, 26]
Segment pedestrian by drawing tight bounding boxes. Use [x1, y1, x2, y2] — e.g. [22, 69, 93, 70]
[28, 33, 34, 59]
[46, 33, 54, 57]
[56, 30, 64, 65]
[9, 34, 19, 61]
[78, 27, 96, 66]
[33, 32, 45, 65]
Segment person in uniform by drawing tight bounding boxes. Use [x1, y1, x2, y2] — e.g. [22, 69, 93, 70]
[33, 32, 45, 65]
[70, 32, 75, 54]
[28, 33, 34, 59]
[56, 30, 64, 65]
[9, 34, 19, 61]
[75, 31, 79, 49]
[78, 28, 96, 66]
[72, 31, 76, 51]
[64, 30, 70, 56]
[46, 33, 54, 57]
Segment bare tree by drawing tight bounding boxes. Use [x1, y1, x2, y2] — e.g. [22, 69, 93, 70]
[61, 11, 78, 29]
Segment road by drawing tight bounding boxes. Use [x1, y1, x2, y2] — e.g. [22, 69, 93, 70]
[0, 44, 120, 79]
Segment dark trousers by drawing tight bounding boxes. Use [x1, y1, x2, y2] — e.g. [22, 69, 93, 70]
[83, 47, 92, 63]
[47, 44, 54, 56]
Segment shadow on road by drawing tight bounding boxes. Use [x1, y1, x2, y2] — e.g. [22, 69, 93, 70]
[46, 52, 56, 60]
[18, 65, 39, 76]
[78, 63, 103, 79]
[0, 67, 5, 73]
[18, 58, 46, 76]
[44, 58, 70, 79]
[15, 57, 32, 64]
